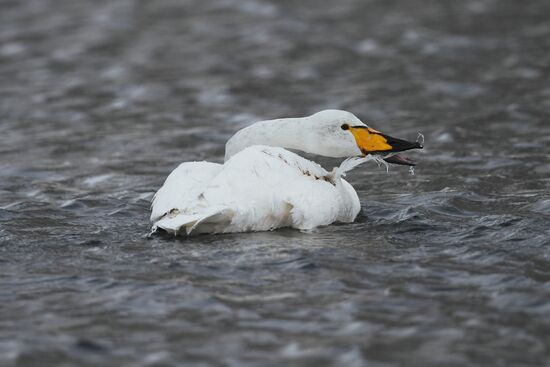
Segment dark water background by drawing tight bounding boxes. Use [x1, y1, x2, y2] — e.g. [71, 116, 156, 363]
[1, 0, 550, 366]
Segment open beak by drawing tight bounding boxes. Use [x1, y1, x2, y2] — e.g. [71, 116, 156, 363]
[345, 125, 423, 166]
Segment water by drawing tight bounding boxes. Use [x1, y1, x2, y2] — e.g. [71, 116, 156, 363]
[1, 0, 550, 366]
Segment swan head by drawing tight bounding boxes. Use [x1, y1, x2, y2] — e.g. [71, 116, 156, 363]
[224, 109, 423, 164]
[305, 110, 423, 165]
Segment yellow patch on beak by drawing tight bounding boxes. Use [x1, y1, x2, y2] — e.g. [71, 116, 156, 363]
[348, 126, 393, 154]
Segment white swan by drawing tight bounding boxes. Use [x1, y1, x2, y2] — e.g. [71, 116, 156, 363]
[150, 110, 422, 235]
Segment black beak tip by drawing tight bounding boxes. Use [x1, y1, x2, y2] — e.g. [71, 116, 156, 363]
[383, 154, 416, 166]
[383, 134, 424, 152]
[382, 139, 422, 167]
[397, 140, 423, 152]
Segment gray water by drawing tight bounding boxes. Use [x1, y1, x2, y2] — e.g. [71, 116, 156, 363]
[1, 0, 550, 366]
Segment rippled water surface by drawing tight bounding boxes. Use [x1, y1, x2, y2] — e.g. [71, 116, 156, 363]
[1, 0, 550, 366]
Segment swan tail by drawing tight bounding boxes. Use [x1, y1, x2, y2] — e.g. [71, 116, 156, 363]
[152, 207, 233, 235]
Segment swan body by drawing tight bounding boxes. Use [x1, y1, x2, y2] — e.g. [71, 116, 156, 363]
[152, 145, 370, 234]
[150, 110, 422, 235]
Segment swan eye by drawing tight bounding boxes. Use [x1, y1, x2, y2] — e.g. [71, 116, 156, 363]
[341, 124, 350, 130]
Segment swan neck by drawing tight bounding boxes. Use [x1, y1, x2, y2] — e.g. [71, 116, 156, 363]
[225, 118, 311, 161]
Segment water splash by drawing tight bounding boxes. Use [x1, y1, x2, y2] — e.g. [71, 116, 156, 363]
[417, 132, 425, 146]
[409, 166, 415, 176]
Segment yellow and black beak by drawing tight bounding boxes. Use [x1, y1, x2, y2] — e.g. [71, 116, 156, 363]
[343, 125, 423, 166]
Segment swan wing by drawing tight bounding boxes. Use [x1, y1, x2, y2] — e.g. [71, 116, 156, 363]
[150, 161, 222, 222]
[200, 146, 350, 231]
